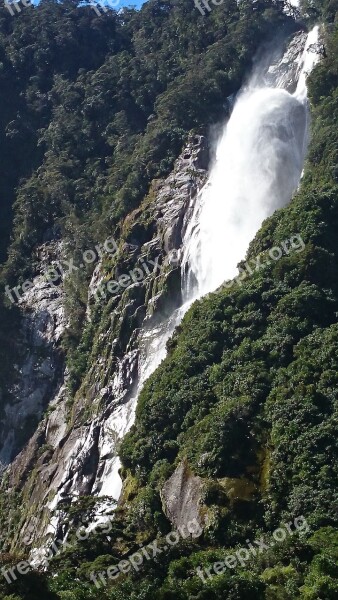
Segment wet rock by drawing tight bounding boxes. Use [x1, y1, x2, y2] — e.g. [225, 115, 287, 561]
[0, 134, 209, 558]
[266, 31, 308, 92]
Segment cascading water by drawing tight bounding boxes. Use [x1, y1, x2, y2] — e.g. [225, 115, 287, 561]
[182, 25, 321, 302]
[182, 88, 307, 298]
[98, 26, 322, 504]
[25, 25, 324, 568]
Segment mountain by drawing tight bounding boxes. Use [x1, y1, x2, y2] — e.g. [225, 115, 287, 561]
[0, 1, 337, 599]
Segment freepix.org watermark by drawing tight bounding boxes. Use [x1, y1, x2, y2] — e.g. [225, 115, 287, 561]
[193, 0, 224, 16]
[1, 516, 114, 584]
[196, 515, 309, 583]
[2, 0, 32, 17]
[89, 518, 203, 588]
[222, 233, 305, 290]
[90, 0, 120, 17]
[4, 236, 118, 304]
[93, 257, 160, 303]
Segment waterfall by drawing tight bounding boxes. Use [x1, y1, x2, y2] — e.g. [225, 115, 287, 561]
[181, 26, 321, 303]
[98, 26, 321, 504]
[295, 26, 321, 98]
[181, 89, 306, 298]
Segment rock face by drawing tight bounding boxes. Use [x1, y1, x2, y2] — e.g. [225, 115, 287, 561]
[0, 134, 209, 560]
[266, 31, 309, 91]
[0, 28, 319, 560]
[0, 241, 66, 466]
[161, 460, 207, 534]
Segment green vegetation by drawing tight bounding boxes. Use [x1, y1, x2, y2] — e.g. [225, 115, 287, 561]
[0, 0, 337, 598]
[0, 0, 297, 400]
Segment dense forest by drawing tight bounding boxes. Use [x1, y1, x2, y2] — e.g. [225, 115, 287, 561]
[0, 0, 337, 598]
[0, 0, 298, 396]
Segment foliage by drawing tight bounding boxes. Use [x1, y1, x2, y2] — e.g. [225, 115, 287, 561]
[0, 0, 337, 599]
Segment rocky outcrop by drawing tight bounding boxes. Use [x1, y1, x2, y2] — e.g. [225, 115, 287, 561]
[0, 26, 321, 561]
[0, 241, 66, 466]
[161, 459, 207, 534]
[160, 463, 258, 536]
[266, 31, 308, 91]
[0, 134, 209, 560]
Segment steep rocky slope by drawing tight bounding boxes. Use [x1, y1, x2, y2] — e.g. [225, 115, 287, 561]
[0, 23, 325, 561]
[0, 135, 209, 559]
[0, 1, 337, 599]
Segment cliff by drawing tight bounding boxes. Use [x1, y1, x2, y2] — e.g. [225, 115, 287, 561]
[0, 1, 337, 599]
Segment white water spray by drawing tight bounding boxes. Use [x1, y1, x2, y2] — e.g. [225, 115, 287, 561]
[97, 26, 321, 503]
[296, 25, 321, 98]
[28, 26, 324, 565]
[182, 25, 320, 302]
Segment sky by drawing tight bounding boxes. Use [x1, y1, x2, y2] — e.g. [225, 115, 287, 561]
[119, 0, 145, 6]
[91, 0, 145, 7]
[84, 0, 145, 6]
